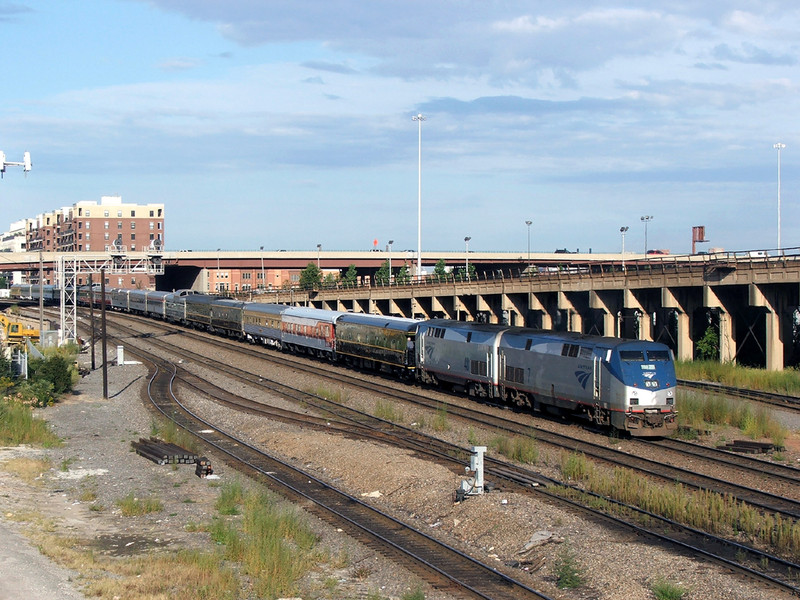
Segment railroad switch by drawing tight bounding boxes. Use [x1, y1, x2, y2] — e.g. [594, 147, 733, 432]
[455, 446, 487, 502]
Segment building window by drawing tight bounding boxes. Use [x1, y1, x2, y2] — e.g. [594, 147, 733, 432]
[149, 222, 154, 230]
[130, 233, 135, 240]
[117, 210, 122, 217]
[86, 233, 90, 240]
[158, 209, 163, 217]
[117, 221, 122, 229]
[131, 245, 136, 251]
[104, 221, 109, 229]
[85, 210, 91, 217]
[131, 222, 135, 229]
[130, 210, 135, 217]
[157, 222, 162, 230]
[149, 210, 154, 217]
[104, 210, 109, 217]
[78, 222, 82, 229]
[104, 233, 109, 240]
[86, 222, 90, 229]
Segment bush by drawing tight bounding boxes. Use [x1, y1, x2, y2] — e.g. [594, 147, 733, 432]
[29, 354, 77, 396]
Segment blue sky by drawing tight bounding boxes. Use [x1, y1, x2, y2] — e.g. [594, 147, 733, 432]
[0, 1, 798, 255]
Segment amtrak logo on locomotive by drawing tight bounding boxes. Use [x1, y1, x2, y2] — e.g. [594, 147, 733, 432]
[574, 369, 591, 389]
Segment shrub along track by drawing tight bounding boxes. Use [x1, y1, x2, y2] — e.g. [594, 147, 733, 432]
[92, 311, 800, 595]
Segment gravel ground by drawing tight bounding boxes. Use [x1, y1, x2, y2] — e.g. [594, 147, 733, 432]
[0, 339, 798, 600]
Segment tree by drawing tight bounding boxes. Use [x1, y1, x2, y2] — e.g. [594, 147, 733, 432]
[374, 260, 390, 285]
[342, 264, 358, 287]
[696, 325, 720, 361]
[395, 263, 411, 285]
[433, 259, 448, 282]
[299, 262, 322, 290]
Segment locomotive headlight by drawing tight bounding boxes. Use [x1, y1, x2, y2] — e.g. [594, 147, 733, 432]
[629, 398, 639, 405]
[667, 397, 674, 405]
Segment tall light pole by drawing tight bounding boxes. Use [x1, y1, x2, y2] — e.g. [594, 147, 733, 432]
[525, 220, 532, 273]
[413, 113, 426, 279]
[464, 236, 471, 279]
[775, 142, 786, 250]
[620, 226, 629, 271]
[259, 246, 265, 291]
[316, 243, 321, 270]
[387, 239, 394, 284]
[640, 215, 653, 254]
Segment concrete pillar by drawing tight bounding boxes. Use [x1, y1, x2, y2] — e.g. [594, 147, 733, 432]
[704, 286, 736, 363]
[749, 283, 784, 371]
[558, 292, 584, 333]
[662, 287, 693, 362]
[530, 292, 553, 329]
[590, 290, 617, 337]
[623, 289, 652, 341]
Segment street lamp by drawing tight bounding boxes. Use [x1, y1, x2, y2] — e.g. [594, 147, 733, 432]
[413, 113, 426, 279]
[619, 226, 629, 271]
[387, 239, 394, 284]
[775, 142, 786, 250]
[464, 236, 471, 279]
[640, 215, 653, 254]
[525, 220, 532, 273]
[316, 244, 321, 270]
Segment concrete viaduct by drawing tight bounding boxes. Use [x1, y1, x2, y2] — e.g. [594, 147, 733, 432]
[2, 248, 800, 370]
[262, 250, 800, 371]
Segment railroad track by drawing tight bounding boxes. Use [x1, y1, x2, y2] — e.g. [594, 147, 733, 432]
[116, 316, 800, 514]
[97, 314, 800, 595]
[137, 347, 553, 600]
[679, 378, 800, 413]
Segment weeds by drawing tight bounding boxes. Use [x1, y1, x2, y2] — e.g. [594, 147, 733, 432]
[553, 542, 584, 589]
[651, 576, 688, 600]
[115, 492, 163, 516]
[375, 400, 403, 423]
[491, 433, 538, 464]
[0, 397, 61, 447]
[677, 390, 788, 446]
[557, 450, 800, 558]
[676, 360, 800, 395]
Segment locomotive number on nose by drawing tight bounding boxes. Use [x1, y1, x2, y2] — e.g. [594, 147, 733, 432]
[644, 380, 659, 388]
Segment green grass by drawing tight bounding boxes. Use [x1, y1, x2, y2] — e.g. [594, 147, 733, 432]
[490, 433, 539, 464]
[115, 492, 164, 516]
[215, 480, 245, 515]
[557, 451, 800, 558]
[374, 399, 403, 423]
[651, 577, 688, 600]
[210, 486, 320, 599]
[677, 390, 788, 446]
[150, 418, 198, 454]
[553, 542, 584, 589]
[0, 397, 61, 447]
[676, 360, 800, 395]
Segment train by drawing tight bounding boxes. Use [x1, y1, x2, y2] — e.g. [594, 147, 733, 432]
[13, 285, 678, 436]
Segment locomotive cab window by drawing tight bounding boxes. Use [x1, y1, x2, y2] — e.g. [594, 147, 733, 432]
[646, 350, 671, 361]
[620, 350, 645, 361]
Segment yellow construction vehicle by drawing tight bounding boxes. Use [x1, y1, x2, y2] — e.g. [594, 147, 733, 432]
[0, 314, 40, 346]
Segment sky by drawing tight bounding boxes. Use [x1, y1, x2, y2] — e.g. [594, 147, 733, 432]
[0, 1, 798, 256]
